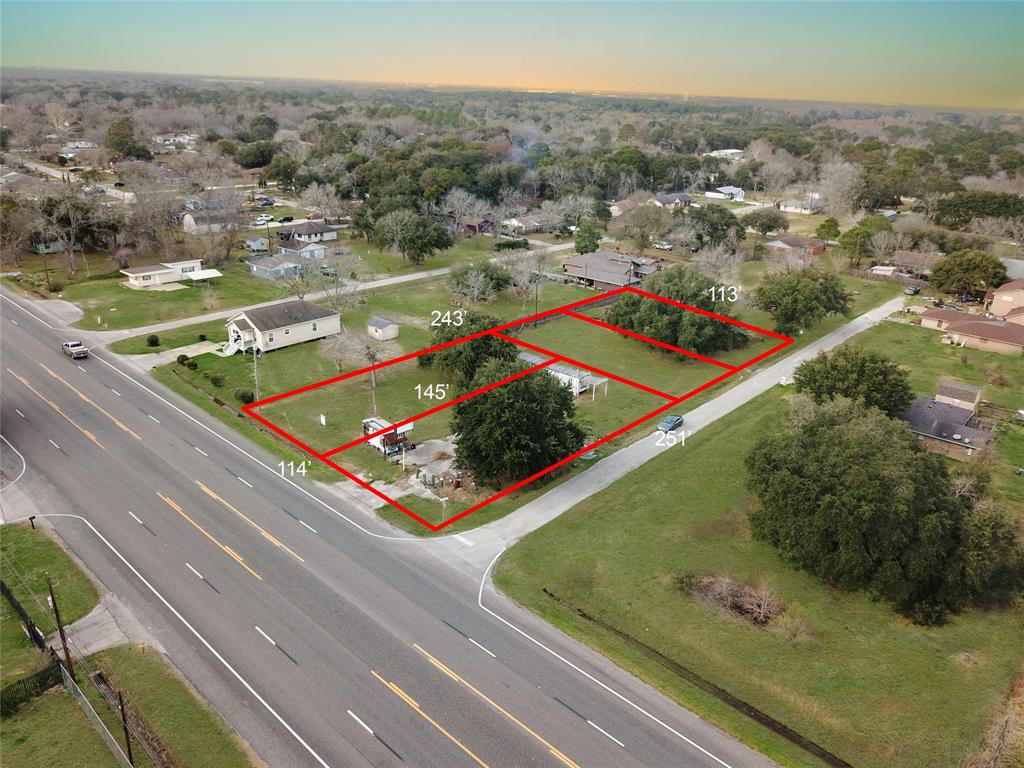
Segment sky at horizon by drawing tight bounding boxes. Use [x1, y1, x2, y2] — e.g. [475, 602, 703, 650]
[2, 1, 1022, 110]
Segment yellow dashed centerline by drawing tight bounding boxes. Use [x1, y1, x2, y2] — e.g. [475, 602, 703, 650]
[194, 481, 304, 563]
[371, 670, 490, 768]
[414, 644, 582, 768]
[156, 492, 262, 580]
[39, 363, 142, 440]
[7, 368, 104, 450]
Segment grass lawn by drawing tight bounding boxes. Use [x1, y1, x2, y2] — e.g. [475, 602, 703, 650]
[109, 318, 229, 355]
[344, 235, 501, 277]
[85, 645, 254, 768]
[64, 263, 282, 331]
[1, 689, 121, 768]
[496, 387, 1024, 768]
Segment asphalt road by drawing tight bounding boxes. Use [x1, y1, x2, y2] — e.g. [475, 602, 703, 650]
[0, 292, 776, 768]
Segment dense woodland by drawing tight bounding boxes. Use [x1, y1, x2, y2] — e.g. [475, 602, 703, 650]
[2, 70, 1023, 283]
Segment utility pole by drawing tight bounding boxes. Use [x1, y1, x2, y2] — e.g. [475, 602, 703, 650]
[118, 691, 136, 766]
[252, 344, 260, 402]
[47, 573, 74, 680]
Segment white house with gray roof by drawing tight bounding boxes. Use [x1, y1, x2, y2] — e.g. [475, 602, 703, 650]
[223, 300, 340, 354]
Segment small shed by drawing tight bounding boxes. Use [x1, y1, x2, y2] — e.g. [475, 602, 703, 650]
[367, 316, 399, 341]
[362, 417, 413, 456]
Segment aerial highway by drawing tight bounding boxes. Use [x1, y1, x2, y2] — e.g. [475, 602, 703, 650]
[1, 289, 775, 768]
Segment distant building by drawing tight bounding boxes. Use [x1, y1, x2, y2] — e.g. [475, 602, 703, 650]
[367, 316, 400, 341]
[224, 300, 340, 354]
[502, 211, 562, 235]
[705, 149, 745, 162]
[650, 192, 694, 210]
[120, 258, 222, 288]
[248, 254, 304, 280]
[64, 140, 97, 150]
[517, 352, 607, 397]
[563, 250, 661, 291]
[942, 319, 1024, 356]
[779, 198, 822, 215]
[890, 249, 943, 277]
[989, 279, 1024, 318]
[903, 380, 993, 460]
[764, 235, 826, 257]
[152, 133, 197, 147]
[243, 235, 269, 253]
[278, 221, 338, 243]
[278, 239, 327, 261]
[182, 211, 238, 235]
[457, 217, 492, 235]
[608, 199, 637, 218]
[704, 186, 745, 202]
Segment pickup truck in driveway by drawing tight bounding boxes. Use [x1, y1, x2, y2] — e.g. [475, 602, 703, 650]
[61, 341, 89, 359]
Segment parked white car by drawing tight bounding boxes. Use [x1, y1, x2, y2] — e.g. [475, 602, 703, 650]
[254, 214, 274, 224]
[652, 240, 674, 251]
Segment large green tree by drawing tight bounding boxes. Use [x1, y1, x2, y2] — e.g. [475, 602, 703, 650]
[606, 267, 748, 355]
[793, 346, 913, 418]
[419, 312, 516, 385]
[248, 114, 279, 142]
[837, 214, 891, 266]
[930, 249, 1009, 298]
[683, 204, 742, 247]
[753, 268, 851, 334]
[105, 116, 150, 159]
[452, 359, 585, 487]
[740, 208, 789, 247]
[814, 217, 841, 247]
[574, 220, 601, 255]
[746, 397, 1024, 625]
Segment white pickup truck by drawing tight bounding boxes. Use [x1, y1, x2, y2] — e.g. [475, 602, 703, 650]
[61, 341, 89, 359]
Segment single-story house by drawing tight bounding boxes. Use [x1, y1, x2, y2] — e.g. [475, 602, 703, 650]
[457, 218, 492, 235]
[182, 211, 238, 235]
[244, 236, 269, 253]
[942, 319, 1024, 356]
[903, 385, 994, 460]
[651, 192, 694, 210]
[870, 265, 897, 277]
[704, 186, 745, 202]
[779, 198, 823, 215]
[518, 352, 606, 396]
[891, 249, 942, 277]
[278, 222, 338, 243]
[57, 150, 77, 161]
[989, 279, 1024, 319]
[224, 300, 341, 355]
[920, 307, 976, 330]
[705, 149, 745, 162]
[120, 258, 222, 288]
[1005, 306, 1024, 327]
[152, 133, 197, 146]
[278, 239, 327, 261]
[563, 250, 661, 292]
[608, 199, 637, 218]
[33, 240, 82, 255]
[764, 235, 826, 257]
[248, 255, 304, 280]
[64, 140, 97, 149]
[502, 212, 562, 235]
[367, 316, 399, 341]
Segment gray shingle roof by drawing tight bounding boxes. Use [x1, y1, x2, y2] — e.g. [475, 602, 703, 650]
[232, 300, 337, 332]
[904, 397, 993, 450]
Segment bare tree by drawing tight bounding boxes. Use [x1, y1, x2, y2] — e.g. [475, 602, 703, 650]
[431, 187, 483, 240]
[278, 266, 319, 300]
[462, 269, 499, 305]
[623, 205, 673, 254]
[299, 182, 342, 223]
[557, 193, 596, 230]
[868, 230, 903, 263]
[692, 244, 742, 282]
[44, 102, 71, 143]
[0, 200, 36, 266]
[375, 209, 419, 261]
[319, 329, 401, 413]
[818, 159, 863, 218]
[489, 187, 526, 237]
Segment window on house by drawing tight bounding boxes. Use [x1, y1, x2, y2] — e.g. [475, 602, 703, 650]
[284, 328, 290, 336]
[142, 275, 151, 281]
[268, 332, 274, 343]
[312, 321, 318, 332]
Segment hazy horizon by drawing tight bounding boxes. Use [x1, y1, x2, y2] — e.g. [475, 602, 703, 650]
[2, 1, 1022, 111]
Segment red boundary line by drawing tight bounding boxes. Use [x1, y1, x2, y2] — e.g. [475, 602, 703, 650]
[491, 332, 678, 401]
[320, 359, 557, 457]
[241, 289, 792, 531]
[561, 311, 738, 371]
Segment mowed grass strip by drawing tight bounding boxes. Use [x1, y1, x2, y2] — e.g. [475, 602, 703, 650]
[109, 318, 229, 355]
[495, 388, 1024, 768]
[0, 689, 121, 768]
[86, 645, 255, 768]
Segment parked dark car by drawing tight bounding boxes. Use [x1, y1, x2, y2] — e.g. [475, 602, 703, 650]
[904, 285, 921, 295]
[279, 215, 294, 223]
[657, 414, 684, 432]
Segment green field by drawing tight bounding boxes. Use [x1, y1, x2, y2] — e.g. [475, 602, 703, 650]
[496, 337, 1024, 768]
[344, 235, 503, 277]
[85, 645, 254, 768]
[109, 318, 230, 355]
[64, 263, 282, 331]
[1, 689, 121, 768]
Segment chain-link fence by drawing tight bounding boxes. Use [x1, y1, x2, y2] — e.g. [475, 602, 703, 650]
[60, 661, 134, 768]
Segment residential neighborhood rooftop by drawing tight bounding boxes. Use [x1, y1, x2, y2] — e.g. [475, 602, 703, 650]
[229, 299, 338, 332]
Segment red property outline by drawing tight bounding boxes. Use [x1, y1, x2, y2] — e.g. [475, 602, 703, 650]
[242, 286, 793, 531]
